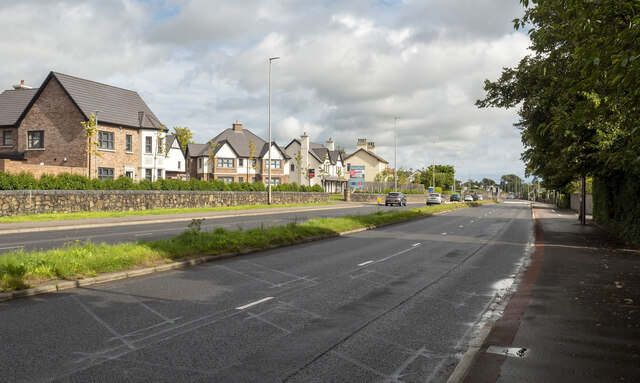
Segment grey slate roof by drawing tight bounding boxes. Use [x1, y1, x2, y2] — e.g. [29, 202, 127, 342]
[22, 72, 164, 130]
[186, 143, 209, 158]
[210, 128, 267, 158]
[0, 88, 37, 127]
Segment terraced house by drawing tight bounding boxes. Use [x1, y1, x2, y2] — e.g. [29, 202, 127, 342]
[0, 72, 170, 181]
[186, 121, 290, 185]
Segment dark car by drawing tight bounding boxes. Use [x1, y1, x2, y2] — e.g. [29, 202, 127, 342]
[450, 193, 461, 202]
[385, 192, 407, 206]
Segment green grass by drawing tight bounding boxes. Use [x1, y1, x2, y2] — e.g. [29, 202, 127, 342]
[0, 201, 493, 293]
[0, 203, 332, 224]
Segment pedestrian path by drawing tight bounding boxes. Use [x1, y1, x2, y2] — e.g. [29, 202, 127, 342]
[458, 202, 640, 382]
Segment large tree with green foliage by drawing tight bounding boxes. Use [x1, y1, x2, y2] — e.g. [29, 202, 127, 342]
[171, 126, 194, 152]
[477, 0, 640, 192]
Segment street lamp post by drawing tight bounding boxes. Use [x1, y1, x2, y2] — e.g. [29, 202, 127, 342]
[432, 141, 436, 190]
[94, 110, 100, 179]
[394, 117, 399, 192]
[268, 56, 279, 205]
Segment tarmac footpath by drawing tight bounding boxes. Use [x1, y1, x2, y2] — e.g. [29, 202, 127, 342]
[457, 202, 640, 382]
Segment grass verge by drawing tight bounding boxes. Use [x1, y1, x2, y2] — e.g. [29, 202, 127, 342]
[0, 202, 332, 224]
[0, 201, 492, 293]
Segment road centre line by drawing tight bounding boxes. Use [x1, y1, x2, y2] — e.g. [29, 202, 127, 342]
[236, 297, 274, 310]
[412, 243, 421, 247]
[370, 243, 422, 266]
[358, 260, 374, 266]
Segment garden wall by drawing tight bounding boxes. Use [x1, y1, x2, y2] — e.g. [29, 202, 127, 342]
[0, 190, 329, 217]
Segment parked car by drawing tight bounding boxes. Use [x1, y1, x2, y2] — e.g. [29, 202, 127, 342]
[477, 194, 483, 201]
[426, 193, 445, 206]
[464, 194, 474, 202]
[450, 193, 461, 202]
[385, 192, 407, 206]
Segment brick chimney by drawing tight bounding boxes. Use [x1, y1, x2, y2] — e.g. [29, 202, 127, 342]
[326, 138, 335, 151]
[357, 138, 367, 151]
[367, 142, 375, 154]
[232, 120, 242, 132]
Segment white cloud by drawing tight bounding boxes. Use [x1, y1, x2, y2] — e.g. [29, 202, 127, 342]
[0, 0, 532, 182]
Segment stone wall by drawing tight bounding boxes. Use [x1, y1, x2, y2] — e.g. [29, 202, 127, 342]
[0, 190, 329, 216]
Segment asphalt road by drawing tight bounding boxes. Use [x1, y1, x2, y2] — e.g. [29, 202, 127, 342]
[0, 201, 534, 382]
[0, 202, 421, 255]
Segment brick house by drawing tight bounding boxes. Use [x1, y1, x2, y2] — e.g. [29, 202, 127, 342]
[186, 121, 290, 185]
[0, 72, 166, 180]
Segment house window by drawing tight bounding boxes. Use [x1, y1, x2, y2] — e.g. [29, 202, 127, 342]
[125, 171, 133, 179]
[145, 136, 152, 153]
[2, 130, 12, 147]
[267, 159, 281, 169]
[238, 158, 244, 167]
[157, 169, 163, 180]
[268, 177, 281, 186]
[252, 177, 257, 183]
[157, 137, 164, 153]
[98, 131, 114, 150]
[198, 158, 203, 169]
[217, 158, 234, 168]
[98, 167, 114, 180]
[238, 177, 244, 183]
[178, 161, 181, 170]
[27, 131, 44, 149]
[218, 177, 234, 183]
[145, 169, 152, 181]
[290, 164, 295, 171]
[126, 135, 132, 152]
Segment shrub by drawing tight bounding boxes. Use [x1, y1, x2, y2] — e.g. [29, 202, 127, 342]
[0, 171, 323, 192]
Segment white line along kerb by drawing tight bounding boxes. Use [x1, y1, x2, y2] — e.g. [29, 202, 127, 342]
[236, 297, 274, 310]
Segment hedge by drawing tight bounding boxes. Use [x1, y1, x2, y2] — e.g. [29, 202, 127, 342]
[0, 172, 324, 193]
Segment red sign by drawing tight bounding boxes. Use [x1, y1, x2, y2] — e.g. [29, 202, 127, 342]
[349, 169, 356, 177]
[309, 169, 315, 178]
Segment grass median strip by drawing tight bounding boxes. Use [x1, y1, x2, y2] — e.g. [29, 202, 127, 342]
[0, 201, 492, 293]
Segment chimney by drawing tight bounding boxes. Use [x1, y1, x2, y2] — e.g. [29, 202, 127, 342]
[300, 132, 310, 178]
[12, 80, 33, 90]
[357, 138, 367, 151]
[232, 120, 242, 132]
[326, 137, 335, 151]
[367, 142, 375, 154]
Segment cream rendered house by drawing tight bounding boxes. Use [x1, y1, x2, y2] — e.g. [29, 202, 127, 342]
[343, 138, 389, 183]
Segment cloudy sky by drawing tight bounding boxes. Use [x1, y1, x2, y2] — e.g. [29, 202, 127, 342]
[0, 0, 531, 182]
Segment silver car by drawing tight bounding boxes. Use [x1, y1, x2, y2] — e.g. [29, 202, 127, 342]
[426, 193, 444, 206]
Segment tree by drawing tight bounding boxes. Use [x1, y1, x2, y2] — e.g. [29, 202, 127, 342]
[171, 126, 194, 152]
[418, 165, 454, 190]
[206, 139, 219, 181]
[477, 0, 640, 192]
[247, 139, 258, 182]
[294, 150, 311, 186]
[81, 113, 100, 178]
[153, 128, 166, 180]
